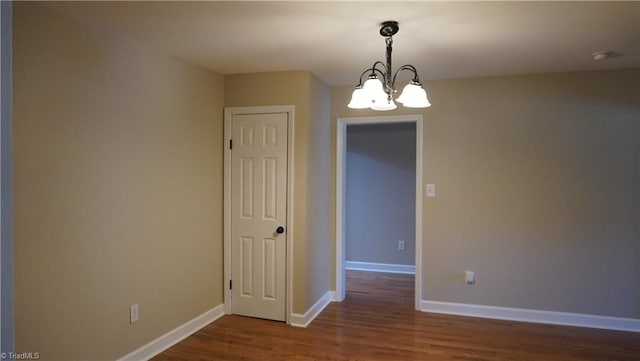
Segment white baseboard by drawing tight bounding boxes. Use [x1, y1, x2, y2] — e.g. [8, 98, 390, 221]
[290, 291, 336, 328]
[345, 260, 415, 274]
[117, 304, 226, 361]
[420, 300, 639, 332]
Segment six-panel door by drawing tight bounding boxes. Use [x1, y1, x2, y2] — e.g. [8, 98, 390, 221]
[230, 112, 287, 321]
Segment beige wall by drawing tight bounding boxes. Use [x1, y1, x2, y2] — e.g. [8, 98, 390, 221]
[225, 71, 331, 314]
[331, 68, 640, 318]
[13, 4, 224, 360]
[306, 73, 332, 309]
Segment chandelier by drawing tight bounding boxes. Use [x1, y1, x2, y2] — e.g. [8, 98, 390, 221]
[348, 21, 431, 111]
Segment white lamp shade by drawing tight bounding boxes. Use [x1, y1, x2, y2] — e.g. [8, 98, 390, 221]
[362, 77, 387, 102]
[396, 82, 431, 108]
[371, 96, 397, 111]
[348, 87, 371, 109]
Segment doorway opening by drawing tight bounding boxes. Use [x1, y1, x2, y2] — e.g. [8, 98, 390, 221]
[336, 115, 423, 310]
[344, 122, 416, 306]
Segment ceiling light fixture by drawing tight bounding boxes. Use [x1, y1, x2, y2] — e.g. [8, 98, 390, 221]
[348, 21, 431, 111]
[592, 51, 612, 62]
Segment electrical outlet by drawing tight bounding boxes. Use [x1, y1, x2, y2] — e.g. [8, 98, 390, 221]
[465, 271, 475, 285]
[130, 304, 139, 324]
[398, 240, 406, 251]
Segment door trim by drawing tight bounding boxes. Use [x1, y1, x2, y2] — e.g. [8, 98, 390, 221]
[224, 105, 295, 324]
[335, 115, 423, 310]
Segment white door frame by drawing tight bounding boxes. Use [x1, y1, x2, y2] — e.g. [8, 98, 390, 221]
[224, 105, 295, 324]
[0, 0, 13, 350]
[335, 114, 423, 310]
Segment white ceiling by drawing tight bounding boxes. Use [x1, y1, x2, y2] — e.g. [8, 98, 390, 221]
[48, 1, 640, 86]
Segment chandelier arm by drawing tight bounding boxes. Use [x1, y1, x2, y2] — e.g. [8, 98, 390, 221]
[355, 68, 372, 86]
[370, 61, 386, 75]
[355, 60, 388, 86]
[391, 64, 421, 87]
[371, 67, 387, 80]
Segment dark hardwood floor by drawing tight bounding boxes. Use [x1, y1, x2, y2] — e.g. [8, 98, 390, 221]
[153, 271, 639, 360]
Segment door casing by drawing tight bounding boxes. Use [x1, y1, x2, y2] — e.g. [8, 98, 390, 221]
[335, 115, 424, 310]
[224, 105, 295, 324]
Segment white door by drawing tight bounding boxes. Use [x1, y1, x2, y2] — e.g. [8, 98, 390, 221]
[230, 112, 288, 321]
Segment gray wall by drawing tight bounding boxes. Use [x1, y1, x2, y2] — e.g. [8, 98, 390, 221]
[331, 68, 640, 319]
[346, 123, 416, 266]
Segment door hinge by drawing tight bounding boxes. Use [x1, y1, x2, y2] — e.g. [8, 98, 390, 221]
[229, 139, 232, 149]
[229, 279, 232, 290]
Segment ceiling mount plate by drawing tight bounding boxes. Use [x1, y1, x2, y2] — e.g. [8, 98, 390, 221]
[379, 21, 399, 37]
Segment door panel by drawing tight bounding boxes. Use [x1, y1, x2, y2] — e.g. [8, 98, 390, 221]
[231, 112, 287, 321]
[240, 236, 254, 297]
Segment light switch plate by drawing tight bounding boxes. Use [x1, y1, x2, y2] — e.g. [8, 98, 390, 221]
[130, 304, 139, 323]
